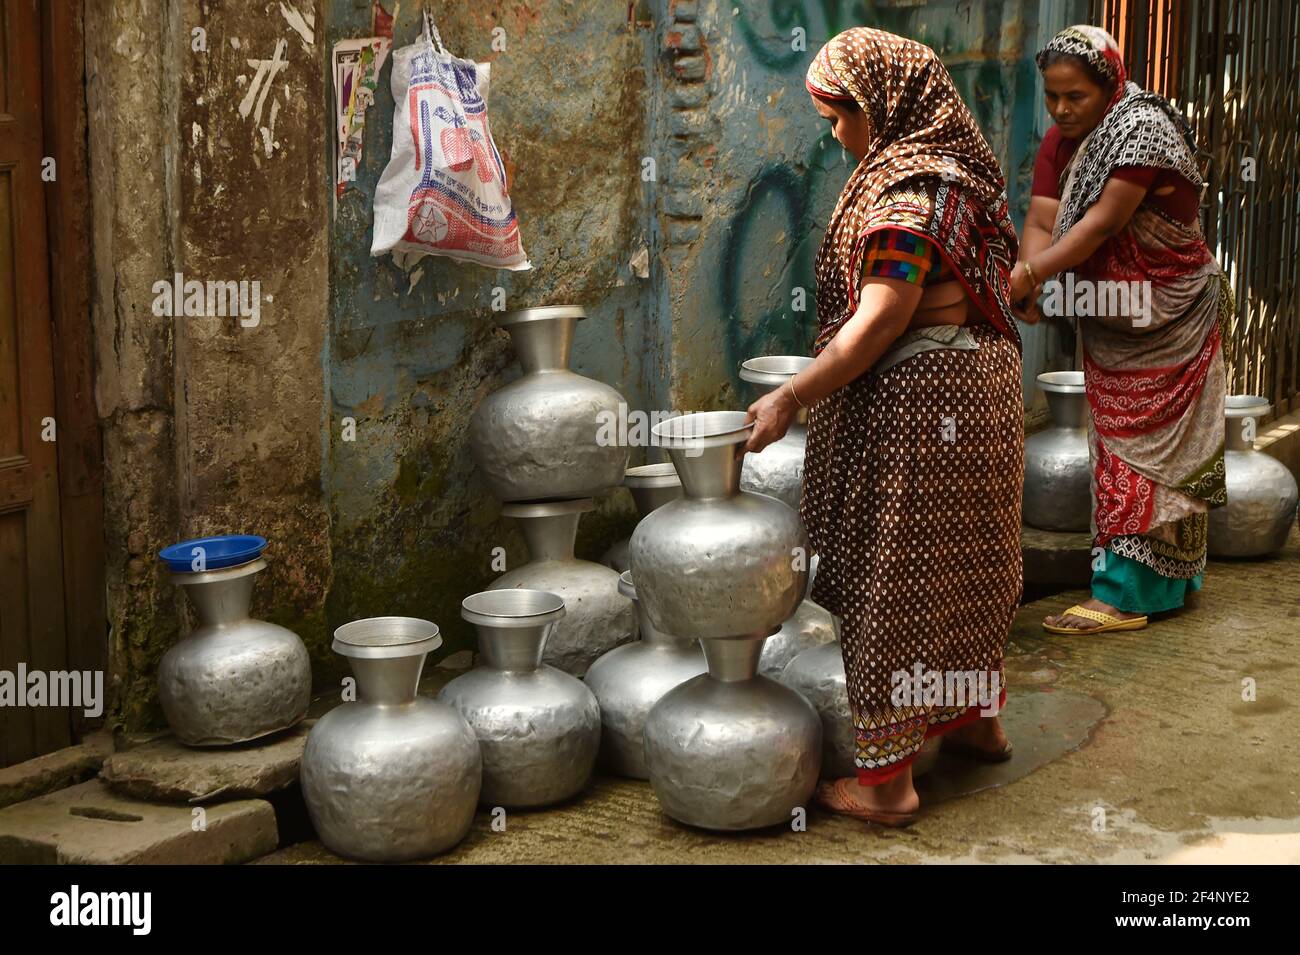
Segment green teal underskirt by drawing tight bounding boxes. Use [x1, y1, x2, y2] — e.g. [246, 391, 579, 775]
[1092, 548, 1203, 615]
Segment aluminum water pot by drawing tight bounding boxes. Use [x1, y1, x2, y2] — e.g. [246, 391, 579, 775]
[159, 557, 311, 746]
[643, 632, 822, 831]
[738, 356, 813, 510]
[439, 590, 601, 808]
[300, 617, 482, 862]
[1208, 396, 1299, 557]
[758, 552, 836, 678]
[489, 498, 634, 677]
[469, 306, 629, 502]
[601, 462, 683, 573]
[583, 572, 706, 779]
[1023, 371, 1092, 531]
[780, 637, 941, 780]
[631, 411, 809, 640]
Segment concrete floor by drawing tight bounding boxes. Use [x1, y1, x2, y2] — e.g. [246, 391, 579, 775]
[260, 527, 1300, 865]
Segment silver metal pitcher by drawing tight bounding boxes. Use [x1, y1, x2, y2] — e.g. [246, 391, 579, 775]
[583, 572, 706, 779]
[300, 617, 482, 863]
[1208, 395, 1298, 557]
[468, 306, 629, 502]
[159, 557, 311, 746]
[630, 411, 809, 640]
[643, 631, 822, 831]
[489, 498, 634, 677]
[600, 462, 683, 573]
[738, 355, 813, 511]
[1023, 371, 1092, 532]
[439, 590, 601, 809]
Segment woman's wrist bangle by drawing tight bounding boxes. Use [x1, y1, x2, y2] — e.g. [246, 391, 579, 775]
[788, 374, 808, 410]
[1023, 260, 1040, 288]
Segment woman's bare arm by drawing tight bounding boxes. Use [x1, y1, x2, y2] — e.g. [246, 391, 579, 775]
[745, 276, 922, 452]
[1020, 196, 1058, 266]
[1027, 177, 1146, 278]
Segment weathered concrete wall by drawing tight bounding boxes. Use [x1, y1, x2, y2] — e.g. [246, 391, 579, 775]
[323, 2, 656, 667]
[89, 0, 331, 729]
[87, 0, 182, 732]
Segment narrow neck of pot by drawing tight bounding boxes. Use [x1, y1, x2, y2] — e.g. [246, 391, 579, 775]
[518, 513, 579, 562]
[476, 623, 548, 671]
[701, 636, 765, 682]
[181, 573, 255, 627]
[1045, 389, 1087, 430]
[506, 316, 575, 374]
[1225, 414, 1261, 452]
[349, 654, 426, 705]
[666, 444, 743, 499]
[752, 381, 809, 426]
[636, 604, 693, 649]
[629, 485, 679, 521]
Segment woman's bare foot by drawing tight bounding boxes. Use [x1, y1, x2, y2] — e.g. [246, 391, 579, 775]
[1043, 596, 1143, 632]
[823, 768, 919, 817]
[943, 715, 1010, 759]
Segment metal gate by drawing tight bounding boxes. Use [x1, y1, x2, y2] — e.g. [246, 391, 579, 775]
[1090, 0, 1300, 414]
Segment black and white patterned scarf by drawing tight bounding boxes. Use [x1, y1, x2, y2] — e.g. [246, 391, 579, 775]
[1037, 26, 1204, 239]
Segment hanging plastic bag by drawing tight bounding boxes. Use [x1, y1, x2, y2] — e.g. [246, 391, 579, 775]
[371, 12, 530, 270]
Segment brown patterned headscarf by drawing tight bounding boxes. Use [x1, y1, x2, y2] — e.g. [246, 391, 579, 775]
[807, 28, 1019, 351]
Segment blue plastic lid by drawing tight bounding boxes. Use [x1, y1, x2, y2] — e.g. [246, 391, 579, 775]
[159, 535, 267, 573]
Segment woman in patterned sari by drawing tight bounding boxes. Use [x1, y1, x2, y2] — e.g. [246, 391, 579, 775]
[1012, 26, 1228, 635]
[745, 28, 1024, 826]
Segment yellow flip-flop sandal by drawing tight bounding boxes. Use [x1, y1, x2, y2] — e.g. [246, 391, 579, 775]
[1042, 604, 1148, 635]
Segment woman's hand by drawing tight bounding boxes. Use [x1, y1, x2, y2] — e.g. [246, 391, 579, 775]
[1009, 261, 1036, 303]
[744, 385, 798, 454]
[1014, 294, 1044, 325]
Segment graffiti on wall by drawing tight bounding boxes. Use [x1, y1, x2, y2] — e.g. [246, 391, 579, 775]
[714, 0, 1033, 382]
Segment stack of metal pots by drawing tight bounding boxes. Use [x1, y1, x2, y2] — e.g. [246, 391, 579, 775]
[440, 590, 601, 808]
[468, 306, 634, 677]
[584, 571, 706, 779]
[631, 411, 822, 831]
[1023, 370, 1092, 532]
[1208, 395, 1299, 557]
[735, 356, 836, 677]
[156, 535, 312, 747]
[488, 499, 634, 677]
[600, 463, 683, 573]
[300, 617, 481, 862]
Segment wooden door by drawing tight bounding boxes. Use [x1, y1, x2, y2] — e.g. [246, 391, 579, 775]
[0, 0, 72, 766]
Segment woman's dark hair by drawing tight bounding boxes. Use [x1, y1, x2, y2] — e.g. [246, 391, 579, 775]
[813, 92, 861, 112]
[1038, 50, 1114, 94]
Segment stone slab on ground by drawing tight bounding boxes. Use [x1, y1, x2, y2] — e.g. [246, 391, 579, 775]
[0, 732, 113, 810]
[260, 526, 1300, 865]
[99, 723, 312, 804]
[1021, 524, 1093, 590]
[0, 780, 277, 864]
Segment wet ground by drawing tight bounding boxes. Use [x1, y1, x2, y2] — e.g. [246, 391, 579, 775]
[260, 527, 1300, 865]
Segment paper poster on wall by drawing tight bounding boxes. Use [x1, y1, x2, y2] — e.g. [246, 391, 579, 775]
[332, 36, 391, 212]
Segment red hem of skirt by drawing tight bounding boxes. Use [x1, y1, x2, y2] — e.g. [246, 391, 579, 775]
[855, 686, 1009, 786]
